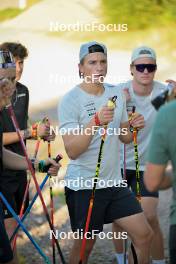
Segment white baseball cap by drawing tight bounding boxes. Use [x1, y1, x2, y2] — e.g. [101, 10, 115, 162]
[79, 41, 107, 62]
[131, 46, 156, 63]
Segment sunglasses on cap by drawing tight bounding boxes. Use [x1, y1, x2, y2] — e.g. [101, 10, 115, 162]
[0, 51, 15, 69]
[133, 64, 157, 73]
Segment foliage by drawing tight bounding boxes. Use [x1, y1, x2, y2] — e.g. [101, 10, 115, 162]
[0, 0, 42, 22]
[101, 0, 176, 29]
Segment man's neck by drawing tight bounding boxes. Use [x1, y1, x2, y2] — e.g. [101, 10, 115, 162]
[80, 81, 104, 96]
[132, 80, 153, 96]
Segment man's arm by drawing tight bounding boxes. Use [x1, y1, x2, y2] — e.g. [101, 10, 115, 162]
[3, 147, 28, 170]
[62, 117, 96, 160]
[144, 102, 172, 191]
[144, 163, 172, 192]
[3, 122, 55, 145]
[2, 147, 60, 175]
[119, 121, 133, 144]
[3, 131, 28, 145]
[62, 106, 114, 160]
[144, 163, 172, 191]
[144, 163, 166, 192]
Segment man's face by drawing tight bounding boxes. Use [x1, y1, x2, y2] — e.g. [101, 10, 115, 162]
[15, 57, 24, 81]
[79, 52, 107, 84]
[130, 57, 157, 86]
[0, 68, 16, 109]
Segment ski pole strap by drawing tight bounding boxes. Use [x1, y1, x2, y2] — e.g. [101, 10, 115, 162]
[94, 112, 101, 126]
[128, 106, 138, 133]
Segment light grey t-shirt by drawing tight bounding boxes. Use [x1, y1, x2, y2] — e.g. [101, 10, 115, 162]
[58, 83, 128, 190]
[118, 80, 167, 171]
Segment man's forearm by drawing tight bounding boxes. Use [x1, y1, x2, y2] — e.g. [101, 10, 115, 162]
[3, 147, 27, 170]
[159, 167, 173, 190]
[3, 131, 24, 145]
[119, 121, 133, 144]
[3, 128, 32, 145]
[159, 175, 172, 190]
[63, 117, 97, 160]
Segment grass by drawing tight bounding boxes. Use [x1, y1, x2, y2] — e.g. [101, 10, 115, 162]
[0, 8, 22, 22]
[19, 254, 26, 264]
[101, 0, 176, 30]
[0, 0, 42, 22]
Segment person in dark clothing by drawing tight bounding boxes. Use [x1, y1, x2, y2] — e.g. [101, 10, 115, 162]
[0, 63, 15, 264]
[0, 47, 57, 264]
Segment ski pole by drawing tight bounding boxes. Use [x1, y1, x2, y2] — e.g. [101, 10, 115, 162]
[131, 106, 141, 201]
[129, 106, 141, 264]
[10, 154, 62, 242]
[46, 118, 56, 264]
[10, 171, 51, 241]
[123, 144, 127, 264]
[7, 103, 66, 264]
[12, 138, 41, 250]
[0, 192, 51, 264]
[79, 96, 117, 264]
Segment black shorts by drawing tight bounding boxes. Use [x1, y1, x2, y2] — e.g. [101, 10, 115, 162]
[122, 169, 159, 198]
[65, 186, 142, 233]
[0, 170, 29, 218]
[0, 203, 13, 263]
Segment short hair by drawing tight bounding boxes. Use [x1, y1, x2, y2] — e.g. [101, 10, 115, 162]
[0, 42, 28, 60]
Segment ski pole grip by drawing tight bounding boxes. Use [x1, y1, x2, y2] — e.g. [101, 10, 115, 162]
[38, 154, 63, 173]
[132, 106, 136, 114]
[107, 95, 117, 108]
[55, 154, 63, 163]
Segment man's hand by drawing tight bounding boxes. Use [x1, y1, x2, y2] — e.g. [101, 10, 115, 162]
[44, 158, 61, 176]
[37, 118, 56, 141]
[43, 130, 56, 141]
[130, 112, 145, 130]
[37, 123, 55, 141]
[166, 79, 176, 101]
[97, 105, 115, 125]
[0, 78, 14, 109]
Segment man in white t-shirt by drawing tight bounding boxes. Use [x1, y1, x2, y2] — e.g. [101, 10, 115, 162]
[58, 41, 153, 264]
[113, 46, 168, 264]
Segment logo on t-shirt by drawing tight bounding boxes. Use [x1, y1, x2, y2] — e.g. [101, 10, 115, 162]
[84, 101, 96, 117]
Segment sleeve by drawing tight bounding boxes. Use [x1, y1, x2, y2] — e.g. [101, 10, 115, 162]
[147, 109, 169, 165]
[58, 93, 80, 133]
[121, 92, 128, 123]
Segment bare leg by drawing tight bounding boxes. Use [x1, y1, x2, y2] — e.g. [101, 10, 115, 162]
[112, 223, 124, 253]
[69, 238, 96, 264]
[141, 197, 165, 261]
[114, 212, 153, 264]
[5, 218, 19, 264]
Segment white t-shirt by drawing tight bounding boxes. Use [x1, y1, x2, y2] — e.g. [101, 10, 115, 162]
[58, 83, 128, 190]
[117, 80, 167, 171]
